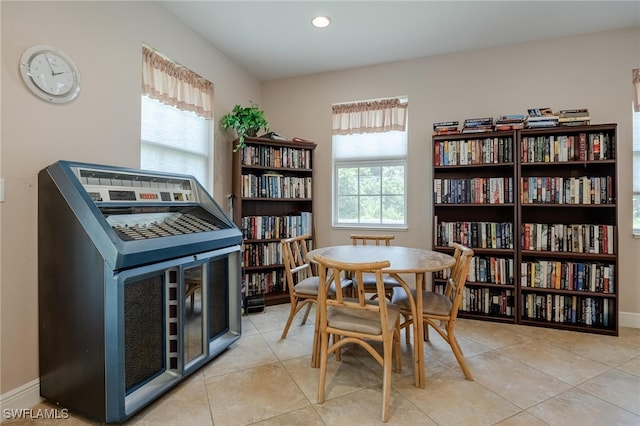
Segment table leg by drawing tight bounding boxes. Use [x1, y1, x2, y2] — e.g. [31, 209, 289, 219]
[415, 272, 426, 388]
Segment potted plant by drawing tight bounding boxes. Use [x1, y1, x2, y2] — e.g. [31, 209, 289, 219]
[220, 102, 269, 152]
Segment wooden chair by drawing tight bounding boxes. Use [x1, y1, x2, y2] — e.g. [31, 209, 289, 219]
[315, 254, 402, 423]
[349, 234, 401, 300]
[391, 243, 475, 380]
[280, 235, 351, 339]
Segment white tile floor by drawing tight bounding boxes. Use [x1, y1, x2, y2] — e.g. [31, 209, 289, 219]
[13, 303, 640, 425]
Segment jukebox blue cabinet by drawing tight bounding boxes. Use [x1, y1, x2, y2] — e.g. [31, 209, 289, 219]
[38, 161, 242, 423]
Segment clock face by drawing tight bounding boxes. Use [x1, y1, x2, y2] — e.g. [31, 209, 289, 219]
[29, 52, 75, 96]
[20, 45, 81, 103]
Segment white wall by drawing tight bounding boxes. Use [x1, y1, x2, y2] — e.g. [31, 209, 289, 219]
[262, 27, 640, 319]
[0, 1, 261, 396]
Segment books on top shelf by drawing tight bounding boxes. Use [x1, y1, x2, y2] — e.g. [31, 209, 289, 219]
[462, 117, 494, 133]
[558, 108, 590, 126]
[495, 114, 526, 131]
[433, 120, 460, 135]
[526, 108, 558, 128]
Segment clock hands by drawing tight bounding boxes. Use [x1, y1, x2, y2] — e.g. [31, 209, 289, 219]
[44, 53, 67, 76]
[44, 53, 55, 76]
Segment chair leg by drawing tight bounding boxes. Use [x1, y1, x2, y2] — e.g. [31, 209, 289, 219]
[280, 300, 298, 339]
[393, 324, 401, 373]
[301, 301, 313, 325]
[317, 331, 330, 404]
[381, 339, 393, 423]
[449, 331, 473, 381]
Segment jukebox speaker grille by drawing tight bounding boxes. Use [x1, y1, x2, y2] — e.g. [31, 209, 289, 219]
[124, 275, 165, 393]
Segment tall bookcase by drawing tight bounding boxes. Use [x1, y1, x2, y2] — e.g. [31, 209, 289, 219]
[518, 123, 617, 335]
[232, 136, 316, 306]
[433, 130, 518, 324]
[432, 123, 618, 335]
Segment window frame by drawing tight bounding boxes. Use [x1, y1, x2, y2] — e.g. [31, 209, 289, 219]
[332, 133, 408, 230]
[632, 105, 640, 236]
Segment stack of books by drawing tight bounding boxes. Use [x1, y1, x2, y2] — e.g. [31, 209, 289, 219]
[526, 108, 558, 128]
[433, 121, 460, 135]
[494, 114, 526, 131]
[558, 109, 590, 126]
[462, 117, 494, 133]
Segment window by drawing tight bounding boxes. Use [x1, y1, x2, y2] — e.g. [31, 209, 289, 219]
[633, 106, 640, 235]
[140, 46, 214, 190]
[633, 68, 640, 236]
[141, 96, 211, 188]
[332, 98, 408, 227]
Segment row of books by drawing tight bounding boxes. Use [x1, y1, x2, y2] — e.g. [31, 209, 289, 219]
[433, 108, 590, 134]
[241, 173, 312, 199]
[435, 220, 514, 249]
[521, 223, 615, 254]
[433, 177, 514, 204]
[521, 260, 615, 293]
[243, 241, 283, 267]
[520, 175, 614, 205]
[241, 213, 313, 240]
[521, 132, 614, 163]
[436, 255, 515, 285]
[521, 294, 613, 327]
[241, 146, 312, 169]
[433, 137, 514, 166]
[460, 287, 514, 317]
[243, 270, 284, 296]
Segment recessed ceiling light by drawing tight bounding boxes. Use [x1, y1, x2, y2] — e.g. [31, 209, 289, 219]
[311, 16, 331, 28]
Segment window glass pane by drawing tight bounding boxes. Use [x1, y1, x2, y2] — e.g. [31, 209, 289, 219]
[382, 195, 404, 224]
[359, 167, 381, 195]
[382, 166, 404, 194]
[360, 195, 381, 223]
[337, 195, 358, 222]
[337, 168, 358, 195]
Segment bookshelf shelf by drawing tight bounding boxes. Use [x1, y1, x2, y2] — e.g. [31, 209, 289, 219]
[232, 136, 316, 306]
[432, 123, 618, 335]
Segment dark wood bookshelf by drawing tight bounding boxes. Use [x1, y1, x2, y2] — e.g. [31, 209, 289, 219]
[432, 124, 618, 335]
[232, 136, 316, 307]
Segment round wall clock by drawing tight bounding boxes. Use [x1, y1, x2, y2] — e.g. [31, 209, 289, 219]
[19, 45, 81, 104]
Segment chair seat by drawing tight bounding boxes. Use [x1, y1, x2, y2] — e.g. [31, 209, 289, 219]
[391, 288, 452, 316]
[328, 301, 401, 335]
[294, 276, 352, 296]
[355, 274, 401, 289]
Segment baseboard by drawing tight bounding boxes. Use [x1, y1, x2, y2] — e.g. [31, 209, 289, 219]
[0, 378, 42, 422]
[620, 311, 640, 329]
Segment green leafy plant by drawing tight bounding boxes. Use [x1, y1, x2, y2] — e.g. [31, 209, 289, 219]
[220, 103, 269, 151]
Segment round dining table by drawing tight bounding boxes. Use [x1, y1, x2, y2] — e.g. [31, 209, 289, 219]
[306, 244, 455, 389]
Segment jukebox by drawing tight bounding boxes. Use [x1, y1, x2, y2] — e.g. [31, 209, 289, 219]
[38, 160, 242, 422]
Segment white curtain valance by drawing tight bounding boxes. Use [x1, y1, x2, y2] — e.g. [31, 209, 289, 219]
[142, 46, 213, 119]
[332, 98, 408, 135]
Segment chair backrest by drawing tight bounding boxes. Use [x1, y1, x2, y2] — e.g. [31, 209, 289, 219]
[281, 235, 313, 294]
[314, 254, 393, 335]
[444, 243, 474, 318]
[350, 234, 395, 246]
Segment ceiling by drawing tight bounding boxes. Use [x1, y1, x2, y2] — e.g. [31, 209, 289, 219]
[160, 1, 640, 82]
